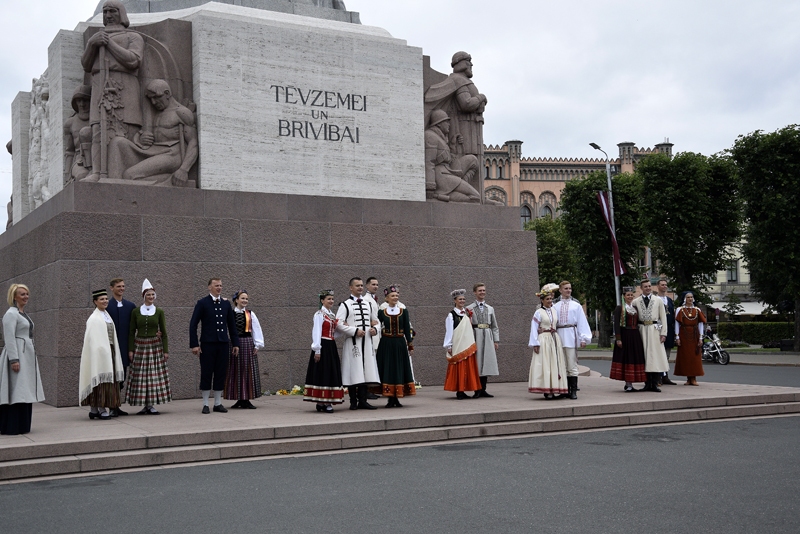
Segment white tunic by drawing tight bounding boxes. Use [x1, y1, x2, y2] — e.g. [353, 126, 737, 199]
[362, 292, 381, 356]
[632, 295, 670, 373]
[336, 296, 380, 386]
[552, 299, 592, 348]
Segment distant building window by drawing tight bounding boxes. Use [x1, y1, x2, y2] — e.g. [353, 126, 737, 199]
[498, 166, 504, 179]
[485, 166, 490, 179]
[727, 261, 738, 282]
[540, 205, 553, 218]
[521, 205, 532, 228]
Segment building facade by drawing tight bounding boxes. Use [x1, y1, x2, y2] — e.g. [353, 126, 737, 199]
[483, 139, 673, 227]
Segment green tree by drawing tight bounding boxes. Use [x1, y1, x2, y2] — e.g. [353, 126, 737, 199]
[723, 293, 744, 319]
[730, 125, 800, 350]
[636, 152, 742, 301]
[525, 217, 579, 294]
[560, 171, 647, 346]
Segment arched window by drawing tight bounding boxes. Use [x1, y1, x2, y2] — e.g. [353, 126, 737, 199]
[485, 187, 508, 206]
[520, 205, 532, 228]
[540, 205, 553, 218]
[485, 166, 490, 179]
[498, 165, 504, 179]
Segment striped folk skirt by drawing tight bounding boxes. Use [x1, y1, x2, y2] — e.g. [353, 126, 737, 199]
[304, 339, 345, 404]
[126, 336, 172, 406]
[224, 336, 262, 401]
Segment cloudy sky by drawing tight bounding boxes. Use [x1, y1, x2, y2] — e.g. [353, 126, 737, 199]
[2, 0, 800, 205]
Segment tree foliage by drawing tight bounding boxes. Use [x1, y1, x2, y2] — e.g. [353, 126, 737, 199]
[560, 171, 647, 345]
[729, 125, 800, 349]
[525, 217, 579, 295]
[635, 152, 742, 301]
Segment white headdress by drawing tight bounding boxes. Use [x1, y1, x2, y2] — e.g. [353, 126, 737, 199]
[142, 278, 155, 299]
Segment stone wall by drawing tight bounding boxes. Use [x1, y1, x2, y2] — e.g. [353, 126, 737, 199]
[0, 183, 539, 407]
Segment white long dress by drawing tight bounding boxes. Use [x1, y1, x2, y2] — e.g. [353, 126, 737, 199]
[527, 307, 568, 395]
[632, 295, 670, 373]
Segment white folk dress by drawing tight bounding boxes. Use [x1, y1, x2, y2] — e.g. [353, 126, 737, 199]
[336, 296, 380, 386]
[527, 307, 568, 395]
[632, 295, 670, 373]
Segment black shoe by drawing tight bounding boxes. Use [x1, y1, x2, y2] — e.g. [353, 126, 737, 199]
[367, 393, 380, 400]
[624, 384, 635, 392]
[394, 399, 403, 408]
[316, 404, 324, 412]
[242, 400, 256, 409]
[456, 391, 468, 400]
[202, 406, 210, 414]
[323, 405, 334, 413]
[137, 407, 149, 415]
[479, 390, 494, 398]
[349, 403, 359, 410]
[113, 408, 128, 416]
[544, 393, 553, 400]
[662, 377, 677, 386]
[386, 399, 395, 408]
[213, 404, 228, 413]
[472, 391, 482, 398]
[357, 401, 377, 410]
[231, 400, 244, 409]
[89, 411, 108, 420]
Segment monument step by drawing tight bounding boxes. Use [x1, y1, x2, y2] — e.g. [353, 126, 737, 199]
[2, 399, 798, 482]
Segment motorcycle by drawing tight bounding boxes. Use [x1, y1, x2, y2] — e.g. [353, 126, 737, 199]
[702, 325, 730, 365]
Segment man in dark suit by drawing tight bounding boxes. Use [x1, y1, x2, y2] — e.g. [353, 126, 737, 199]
[107, 278, 136, 415]
[190, 278, 239, 414]
[656, 278, 677, 385]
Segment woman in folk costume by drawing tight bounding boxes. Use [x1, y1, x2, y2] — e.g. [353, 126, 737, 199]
[610, 287, 647, 392]
[79, 289, 125, 420]
[376, 285, 416, 408]
[0, 284, 45, 435]
[528, 284, 569, 399]
[126, 279, 171, 414]
[304, 289, 344, 412]
[443, 289, 481, 399]
[674, 292, 707, 386]
[225, 290, 264, 409]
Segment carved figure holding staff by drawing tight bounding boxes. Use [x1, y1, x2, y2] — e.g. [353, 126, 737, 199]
[81, 0, 144, 181]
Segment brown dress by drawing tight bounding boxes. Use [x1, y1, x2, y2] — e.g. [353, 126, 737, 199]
[674, 307, 707, 377]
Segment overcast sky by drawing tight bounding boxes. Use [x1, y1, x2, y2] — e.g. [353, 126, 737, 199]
[2, 0, 800, 206]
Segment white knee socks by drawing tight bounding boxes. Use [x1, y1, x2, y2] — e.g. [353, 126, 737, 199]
[202, 390, 210, 406]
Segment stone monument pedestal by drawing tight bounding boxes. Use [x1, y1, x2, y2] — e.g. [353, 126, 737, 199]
[0, 183, 539, 407]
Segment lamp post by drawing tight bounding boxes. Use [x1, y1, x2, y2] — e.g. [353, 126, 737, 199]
[590, 142, 622, 307]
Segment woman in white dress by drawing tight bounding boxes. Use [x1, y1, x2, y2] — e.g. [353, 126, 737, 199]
[528, 284, 568, 399]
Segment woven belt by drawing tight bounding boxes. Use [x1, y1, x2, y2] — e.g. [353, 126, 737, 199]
[475, 324, 490, 329]
[642, 321, 654, 325]
[556, 324, 577, 329]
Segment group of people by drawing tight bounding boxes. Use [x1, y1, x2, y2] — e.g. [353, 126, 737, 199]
[76, 277, 264, 420]
[527, 281, 593, 400]
[610, 278, 707, 392]
[0, 273, 706, 435]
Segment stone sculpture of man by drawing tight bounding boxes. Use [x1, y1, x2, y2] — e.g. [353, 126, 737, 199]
[424, 110, 481, 203]
[81, 0, 144, 181]
[63, 85, 93, 184]
[107, 79, 198, 185]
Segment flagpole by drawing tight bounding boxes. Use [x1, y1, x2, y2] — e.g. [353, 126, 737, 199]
[591, 143, 622, 307]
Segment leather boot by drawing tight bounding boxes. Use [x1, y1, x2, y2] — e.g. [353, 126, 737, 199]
[348, 386, 358, 410]
[568, 376, 578, 399]
[357, 384, 376, 410]
[650, 373, 661, 392]
[479, 376, 494, 398]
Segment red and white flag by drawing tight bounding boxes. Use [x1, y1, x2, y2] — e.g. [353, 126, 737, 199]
[597, 191, 627, 276]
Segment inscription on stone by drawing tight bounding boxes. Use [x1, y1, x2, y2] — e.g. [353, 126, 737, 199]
[271, 85, 365, 144]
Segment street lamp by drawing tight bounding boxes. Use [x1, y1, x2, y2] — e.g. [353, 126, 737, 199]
[590, 143, 622, 306]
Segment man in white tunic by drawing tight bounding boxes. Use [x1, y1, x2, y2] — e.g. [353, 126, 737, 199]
[553, 281, 592, 399]
[465, 283, 499, 398]
[632, 279, 670, 392]
[336, 277, 379, 410]
[362, 276, 382, 400]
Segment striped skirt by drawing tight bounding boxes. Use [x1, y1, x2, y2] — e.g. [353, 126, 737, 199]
[304, 339, 345, 404]
[126, 336, 172, 406]
[224, 336, 262, 400]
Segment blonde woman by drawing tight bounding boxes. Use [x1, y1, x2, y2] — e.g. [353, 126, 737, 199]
[0, 284, 45, 434]
[528, 283, 568, 399]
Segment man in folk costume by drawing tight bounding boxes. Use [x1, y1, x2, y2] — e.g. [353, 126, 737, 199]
[632, 279, 670, 392]
[189, 278, 239, 414]
[106, 278, 135, 416]
[443, 289, 481, 399]
[361, 276, 382, 400]
[336, 277, 379, 410]
[465, 283, 499, 398]
[656, 278, 678, 386]
[79, 289, 126, 419]
[553, 281, 592, 400]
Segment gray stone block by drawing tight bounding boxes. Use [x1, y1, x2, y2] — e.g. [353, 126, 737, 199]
[143, 216, 240, 262]
[0, 457, 82, 482]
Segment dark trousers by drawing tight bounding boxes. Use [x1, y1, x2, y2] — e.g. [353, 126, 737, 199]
[199, 342, 230, 391]
[0, 403, 33, 435]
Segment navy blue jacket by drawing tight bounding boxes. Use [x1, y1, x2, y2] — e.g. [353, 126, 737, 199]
[663, 296, 676, 350]
[189, 295, 239, 348]
[107, 298, 136, 367]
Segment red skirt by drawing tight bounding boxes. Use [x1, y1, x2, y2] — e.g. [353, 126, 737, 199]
[443, 354, 482, 392]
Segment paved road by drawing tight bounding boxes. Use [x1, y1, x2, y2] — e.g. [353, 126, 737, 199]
[2, 417, 799, 533]
[582, 359, 800, 388]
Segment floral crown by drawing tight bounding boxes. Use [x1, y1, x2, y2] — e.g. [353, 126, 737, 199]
[383, 285, 400, 297]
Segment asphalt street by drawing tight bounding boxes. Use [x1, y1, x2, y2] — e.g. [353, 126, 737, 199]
[581, 359, 800, 388]
[2, 416, 799, 533]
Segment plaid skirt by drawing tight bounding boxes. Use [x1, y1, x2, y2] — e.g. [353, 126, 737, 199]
[224, 336, 262, 400]
[126, 336, 172, 406]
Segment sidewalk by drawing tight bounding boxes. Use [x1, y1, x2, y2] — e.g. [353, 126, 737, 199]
[580, 349, 800, 366]
[2, 376, 799, 482]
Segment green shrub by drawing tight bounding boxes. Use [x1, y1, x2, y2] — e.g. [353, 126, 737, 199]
[717, 322, 794, 344]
